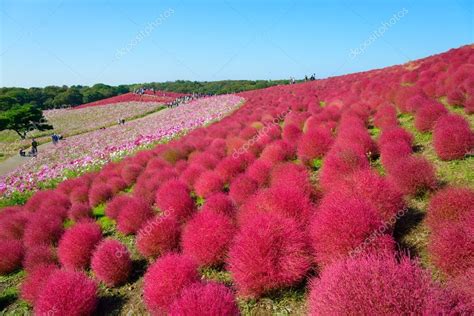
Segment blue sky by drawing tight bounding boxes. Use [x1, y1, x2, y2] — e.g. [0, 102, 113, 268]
[0, 0, 472, 87]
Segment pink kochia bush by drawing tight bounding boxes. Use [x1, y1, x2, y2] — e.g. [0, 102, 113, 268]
[20, 264, 58, 305]
[200, 193, 235, 218]
[414, 101, 448, 132]
[136, 215, 181, 258]
[428, 212, 474, 277]
[169, 282, 239, 316]
[143, 253, 199, 314]
[34, 270, 98, 315]
[91, 239, 132, 287]
[433, 114, 473, 160]
[116, 197, 154, 235]
[228, 174, 258, 206]
[23, 213, 64, 249]
[0, 240, 23, 275]
[308, 254, 450, 315]
[227, 212, 311, 298]
[388, 156, 437, 196]
[58, 221, 102, 270]
[23, 245, 57, 272]
[194, 170, 225, 197]
[310, 193, 395, 266]
[426, 186, 474, 230]
[297, 126, 333, 164]
[182, 210, 236, 266]
[155, 179, 195, 222]
[0, 208, 28, 240]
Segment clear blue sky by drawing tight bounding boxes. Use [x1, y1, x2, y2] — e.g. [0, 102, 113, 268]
[0, 0, 472, 87]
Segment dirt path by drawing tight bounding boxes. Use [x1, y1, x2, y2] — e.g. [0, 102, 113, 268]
[0, 108, 170, 177]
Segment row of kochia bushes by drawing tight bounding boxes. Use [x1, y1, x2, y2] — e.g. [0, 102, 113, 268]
[0, 45, 473, 315]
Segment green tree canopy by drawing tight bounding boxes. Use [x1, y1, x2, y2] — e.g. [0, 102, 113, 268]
[0, 104, 53, 139]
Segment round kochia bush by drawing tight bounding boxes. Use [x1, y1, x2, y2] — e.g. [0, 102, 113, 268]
[433, 113, 473, 160]
[23, 213, 64, 249]
[20, 264, 58, 305]
[57, 221, 102, 270]
[169, 282, 239, 316]
[194, 170, 225, 198]
[308, 254, 445, 315]
[91, 239, 132, 287]
[426, 186, 474, 230]
[116, 197, 154, 235]
[388, 156, 437, 196]
[182, 210, 236, 266]
[23, 245, 57, 272]
[143, 253, 199, 314]
[0, 240, 23, 275]
[227, 212, 311, 298]
[34, 270, 98, 315]
[155, 179, 195, 222]
[200, 193, 235, 218]
[136, 215, 181, 259]
[310, 192, 395, 266]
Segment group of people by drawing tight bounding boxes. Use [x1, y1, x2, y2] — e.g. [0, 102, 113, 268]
[19, 139, 38, 157]
[304, 74, 317, 81]
[166, 93, 210, 108]
[117, 118, 126, 125]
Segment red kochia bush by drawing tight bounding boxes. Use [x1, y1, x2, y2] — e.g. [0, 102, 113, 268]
[308, 254, 444, 315]
[116, 197, 154, 235]
[0, 210, 28, 240]
[143, 253, 199, 314]
[194, 170, 225, 197]
[88, 183, 113, 207]
[155, 179, 195, 222]
[388, 156, 437, 196]
[297, 126, 333, 164]
[428, 213, 474, 277]
[380, 140, 413, 172]
[414, 101, 448, 132]
[20, 264, 58, 305]
[227, 212, 311, 298]
[35, 270, 98, 315]
[0, 240, 23, 275]
[182, 210, 236, 266]
[200, 193, 235, 218]
[433, 114, 474, 160]
[23, 245, 57, 272]
[68, 202, 92, 221]
[426, 186, 474, 230]
[341, 169, 405, 221]
[245, 159, 272, 187]
[91, 239, 132, 287]
[105, 194, 132, 220]
[58, 221, 102, 270]
[169, 282, 239, 316]
[23, 213, 64, 248]
[229, 174, 258, 206]
[378, 127, 414, 148]
[136, 215, 181, 258]
[310, 193, 394, 267]
[121, 163, 143, 185]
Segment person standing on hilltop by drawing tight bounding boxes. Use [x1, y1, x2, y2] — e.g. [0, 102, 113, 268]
[31, 138, 38, 156]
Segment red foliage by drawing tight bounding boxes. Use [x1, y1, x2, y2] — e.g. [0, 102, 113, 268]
[136, 215, 181, 258]
[105, 194, 132, 220]
[143, 253, 199, 314]
[155, 179, 195, 222]
[34, 270, 98, 315]
[310, 192, 394, 266]
[378, 127, 414, 148]
[426, 186, 474, 230]
[116, 197, 154, 235]
[182, 210, 235, 266]
[68, 202, 92, 221]
[169, 282, 239, 316]
[229, 174, 258, 206]
[58, 221, 102, 270]
[297, 126, 333, 163]
[428, 213, 474, 277]
[308, 254, 445, 315]
[23, 213, 64, 248]
[339, 169, 405, 221]
[23, 245, 57, 272]
[388, 156, 437, 196]
[179, 164, 205, 188]
[194, 170, 225, 197]
[245, 159, 272, 187]
[380, 140, 413, 172]
[270, 162, 313, 195]
[0, 240, 23, 275]
[282, 123, 302, 143]
[88, 183, 113, 207]
[433, 114, 474, 160]
[0, 209, 28, 240]
[200, 193, 235, 218]
[20, 264, 58, 305]
[227, 212, 311, 298]
[414, 101, 448, 132]
[91, 239, 132, 287]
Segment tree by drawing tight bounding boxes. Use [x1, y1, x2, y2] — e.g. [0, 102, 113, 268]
[0, 104, 53, 139]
